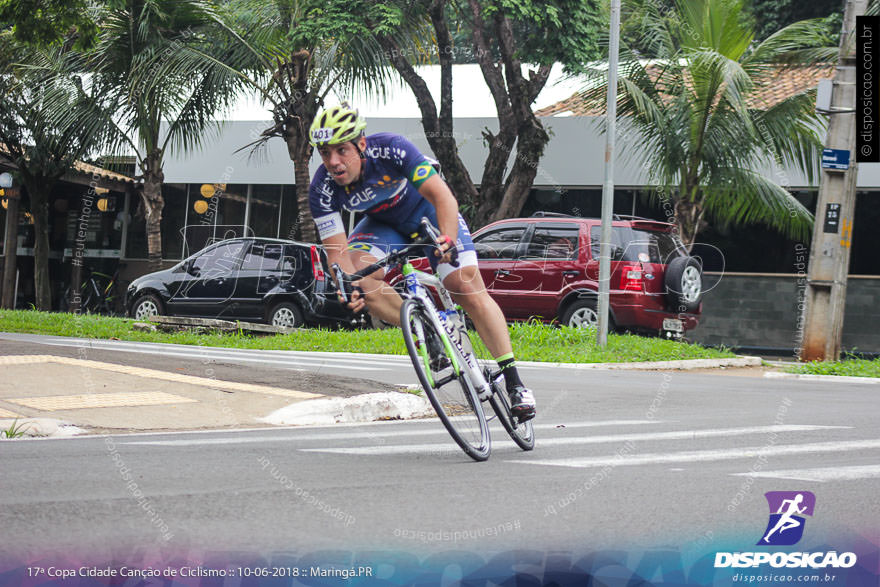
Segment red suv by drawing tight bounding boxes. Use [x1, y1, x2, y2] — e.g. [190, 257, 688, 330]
[470, 212, 703, 337]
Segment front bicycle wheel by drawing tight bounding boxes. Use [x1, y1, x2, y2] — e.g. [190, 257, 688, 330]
[400, 298, 490, 461]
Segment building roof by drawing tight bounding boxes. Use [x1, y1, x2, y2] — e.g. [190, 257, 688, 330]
[535, 65, 835, 117]
[71, 160, 138, 185]
[224, 63, 589, 120]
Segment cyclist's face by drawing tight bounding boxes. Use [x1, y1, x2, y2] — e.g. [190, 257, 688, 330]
[318, 137, 366, 185]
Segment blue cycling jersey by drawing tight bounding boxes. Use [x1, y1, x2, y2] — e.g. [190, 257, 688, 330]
[308, 133, 438, 238]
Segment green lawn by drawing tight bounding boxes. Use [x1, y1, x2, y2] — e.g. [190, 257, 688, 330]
[786, 357, 880, 378]
[0, 309, 735, 364]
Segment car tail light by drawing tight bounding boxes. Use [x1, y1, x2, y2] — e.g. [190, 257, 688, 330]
[620, 264, 643, 291]
[310, 246, 325, 282]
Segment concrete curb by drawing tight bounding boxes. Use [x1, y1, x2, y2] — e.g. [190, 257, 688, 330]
[0, 418, 87, 438]
[288, 350, 763, 371]
[764, 372, 880, 385]
[515, 356, 763, 370]
[260, 392, 435, 427]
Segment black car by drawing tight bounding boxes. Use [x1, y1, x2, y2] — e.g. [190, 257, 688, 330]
[126, 238, 353, 328]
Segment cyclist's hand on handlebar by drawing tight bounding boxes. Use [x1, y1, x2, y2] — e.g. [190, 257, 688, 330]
[434, 234, 459, 266]
[342, 284, 366, 313]
[331, 263, 367, 313]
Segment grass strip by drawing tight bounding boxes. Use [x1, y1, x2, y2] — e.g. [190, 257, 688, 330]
[0, 309, 735, 364]
[785, 357, 880, 378]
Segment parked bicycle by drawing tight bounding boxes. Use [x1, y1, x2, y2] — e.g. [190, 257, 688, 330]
[334, 218, 534, 461]
[60, 265, 125, 315]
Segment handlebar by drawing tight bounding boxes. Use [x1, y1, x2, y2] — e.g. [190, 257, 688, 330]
[332, 218, 459, 303]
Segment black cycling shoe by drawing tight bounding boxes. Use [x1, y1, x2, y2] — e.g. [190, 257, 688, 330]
[508, 385, 536, 422]
[425, 331, 451, 371]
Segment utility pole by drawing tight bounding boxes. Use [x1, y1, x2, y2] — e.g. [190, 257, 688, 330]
[597, 0, 621, 346]
[799, 0, 868, 361]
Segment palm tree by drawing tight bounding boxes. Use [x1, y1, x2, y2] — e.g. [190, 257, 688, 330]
[47, 0, 239, 270]
[168, 0, 393, 242]
[580, 0, 837, 248]
[0, 34, 99, 310]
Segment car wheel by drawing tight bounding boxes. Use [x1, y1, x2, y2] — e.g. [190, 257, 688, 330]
[664, 256, 703, 313]
[561, 298, 609, 330]
[131, 293, 164, 320]
[268, 302, 304, 329]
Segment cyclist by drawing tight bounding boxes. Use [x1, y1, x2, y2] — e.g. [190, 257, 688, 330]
[308, 102, 536, 421]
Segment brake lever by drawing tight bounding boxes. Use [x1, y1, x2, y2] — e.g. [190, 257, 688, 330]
[331, 264, 351, 303]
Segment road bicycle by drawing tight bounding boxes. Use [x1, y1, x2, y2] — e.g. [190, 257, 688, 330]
[333, 218, 534, 461]
[60, 265, 125, 315]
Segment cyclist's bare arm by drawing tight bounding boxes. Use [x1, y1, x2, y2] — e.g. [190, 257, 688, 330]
[418, 175, 459, 263]
[322, 232, 357, 277]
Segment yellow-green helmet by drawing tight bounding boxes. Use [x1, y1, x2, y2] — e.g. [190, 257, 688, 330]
[309, 102, 367, 146]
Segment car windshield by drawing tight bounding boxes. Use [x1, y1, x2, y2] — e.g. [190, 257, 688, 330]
[591, 227, 686, 264]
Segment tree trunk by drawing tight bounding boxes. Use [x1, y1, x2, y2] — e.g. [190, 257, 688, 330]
[141, 153, 165, 271]
[674, 198, 703, 251]
[21, 175, 54, 311]
[1, 189, 20, 309]
[290, 140, 316, 243]
[491, 118, 551, 222]
[465, 2, 553, 227]
[375, 32, 480, 220]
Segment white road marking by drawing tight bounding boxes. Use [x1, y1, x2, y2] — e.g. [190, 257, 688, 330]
[733, 464, 880, 482]
[514, 439, 880, 469]
[17, 337, 388, 372]
[122, 420, 664, 446]
[298, 425, 847, 456]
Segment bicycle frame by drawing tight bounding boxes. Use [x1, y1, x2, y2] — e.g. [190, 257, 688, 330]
[400, 263, 491, 401]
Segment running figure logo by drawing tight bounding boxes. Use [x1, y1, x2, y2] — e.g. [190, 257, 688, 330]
[758, 491, 816, 546]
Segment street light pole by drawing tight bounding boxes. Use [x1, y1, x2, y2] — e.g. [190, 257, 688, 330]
[799, 0, 867, 361]
[597, 0, 621, 347]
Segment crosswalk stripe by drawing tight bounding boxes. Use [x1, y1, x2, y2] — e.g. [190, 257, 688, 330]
[298, 425, 846, 456]
[123, 420, 664, 446]
[733, 464, 880, 482]
[514, 439, 880, 469]
[6, 335, 390, 371]
[52, 343, 387, 372]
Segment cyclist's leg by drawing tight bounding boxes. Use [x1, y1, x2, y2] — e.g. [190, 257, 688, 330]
[432, 214, 536, 419]
[347, 218, 408, 326]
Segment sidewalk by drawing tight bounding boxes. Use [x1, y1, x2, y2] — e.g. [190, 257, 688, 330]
[0, 354, 324, 436]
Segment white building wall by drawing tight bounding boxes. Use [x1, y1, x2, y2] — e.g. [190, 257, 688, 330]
[162, 116, 880, 189]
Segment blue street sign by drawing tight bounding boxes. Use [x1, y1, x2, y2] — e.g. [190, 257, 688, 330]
[822, 148, 851, 171]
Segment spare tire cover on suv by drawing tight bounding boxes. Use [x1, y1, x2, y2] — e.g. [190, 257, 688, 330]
[664, 256, 702, 313]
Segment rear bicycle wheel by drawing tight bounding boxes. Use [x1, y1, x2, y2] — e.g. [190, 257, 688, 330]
[465, 320, 535, 451]
[487, 377, 535, 450]
[400, 299, 490, 461]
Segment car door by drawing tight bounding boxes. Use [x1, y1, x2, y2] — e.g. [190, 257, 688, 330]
[506, 223, 582, 319]
[183, 240, 247, 318]
[472, 224, 527, 315]
[236, 241, 284, 319]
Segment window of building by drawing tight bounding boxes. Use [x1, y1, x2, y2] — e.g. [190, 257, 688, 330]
[248, 185, 283, 238]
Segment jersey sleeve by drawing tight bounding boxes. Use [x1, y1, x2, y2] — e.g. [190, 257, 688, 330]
[390, 135, 437, 190]
[309, 168, 346, 240]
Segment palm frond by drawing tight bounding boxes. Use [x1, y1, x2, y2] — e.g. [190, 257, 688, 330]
[702, 167, 813, 241]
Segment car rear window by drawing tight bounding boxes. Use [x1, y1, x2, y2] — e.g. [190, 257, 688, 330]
[590, 227, 686, 264]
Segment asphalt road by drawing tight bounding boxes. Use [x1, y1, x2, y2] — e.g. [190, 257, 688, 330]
[0, 333, 878, 572]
